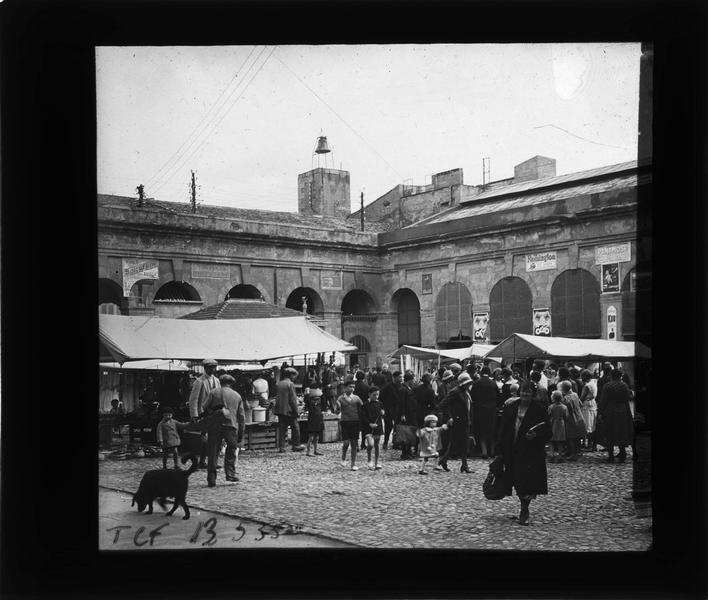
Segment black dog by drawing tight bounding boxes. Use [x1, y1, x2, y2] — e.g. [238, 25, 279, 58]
[132, 457, 198, 519]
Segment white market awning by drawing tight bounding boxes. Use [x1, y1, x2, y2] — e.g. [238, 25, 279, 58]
[484, 333, 652, 361]
[99, 359, 190, 372]
[389, 344, 500, 361]
[99, 314, 357, 364]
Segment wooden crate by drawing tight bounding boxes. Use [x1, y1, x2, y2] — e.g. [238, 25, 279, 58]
[244, 423, 278, 451]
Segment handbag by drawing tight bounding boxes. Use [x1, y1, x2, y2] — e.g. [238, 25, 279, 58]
[394, 423, 417, 447]
[482, 456, 506, 501]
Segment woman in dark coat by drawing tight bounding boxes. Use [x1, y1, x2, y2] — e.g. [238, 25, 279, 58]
[497, 380, 552, 526]
[471, 366, 499, 459]
[597, 369, 634, 463]
[443, 373, 474, 473]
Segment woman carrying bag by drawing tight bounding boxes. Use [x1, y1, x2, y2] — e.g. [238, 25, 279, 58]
[497, 380, 552, 526]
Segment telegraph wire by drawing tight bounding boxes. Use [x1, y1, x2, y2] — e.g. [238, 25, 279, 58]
[274, 51, 405, 181]
[150, 47, 271, 196]
[150, 47, 268, 194]
[145, 46, 259, 190]
[534, 124, 632, 150]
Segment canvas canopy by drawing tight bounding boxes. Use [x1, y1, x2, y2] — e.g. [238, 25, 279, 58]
[484, 333, 652, 361]
[99, 359, 190, 371]
[389, 344, 499, 361]
[99, 314, 357, 364]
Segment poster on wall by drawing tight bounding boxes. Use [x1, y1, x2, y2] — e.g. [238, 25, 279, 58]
[595, 242, 631, 265]
[607, 306, 617, 340]
[422, 273, 433, 295]
[122, 258, 159, 296]
[601, 262, 620, 293]
[525, 251, 557, 272]
[472, 312, 489, 342]
[320, 270, 343, 290]
[532, 308, 552, 336]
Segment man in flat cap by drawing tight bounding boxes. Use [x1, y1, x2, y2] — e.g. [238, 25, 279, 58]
[189, 359, 221, 468]
[201, 374, 245, 486]
[275, 367, 305, 452]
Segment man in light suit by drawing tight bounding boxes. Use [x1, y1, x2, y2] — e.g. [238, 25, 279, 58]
[189, 358, 221, 468]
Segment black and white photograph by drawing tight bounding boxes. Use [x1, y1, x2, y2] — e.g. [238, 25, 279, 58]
[95, 42, 653, 551]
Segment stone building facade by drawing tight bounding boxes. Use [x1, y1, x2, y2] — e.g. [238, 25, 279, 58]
[98, 154, 651, 368]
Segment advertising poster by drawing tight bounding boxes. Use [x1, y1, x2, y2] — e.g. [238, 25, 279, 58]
[607, 306, 617, 340]
[595, 242, 631, 265]
[122, 258, 159, 296]
[320, 270, 343, 290]
[525, 251, 557, 272]
[472, 312, 489, 342]
[532, 308, 552, 336]
[422, 273, 433, 295]
[601, 262, 620, 293]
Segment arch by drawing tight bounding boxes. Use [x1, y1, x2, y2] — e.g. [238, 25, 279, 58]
[551, 268, 601, 338]
[435, 282, 473, 343]
[128, 278, 157, 307]
[99, 278, 124, 315]
[154, 280, 202, 302]
[621, 265, 651, 342]
[285, 287, 325, 315]
[392, 288, 421, 347]
[225, 284, 264, 300]
[489, 276, 533, 342]
[341, 289, 376, 316]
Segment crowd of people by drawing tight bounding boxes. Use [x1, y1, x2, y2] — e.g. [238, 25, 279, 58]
[116, 355, 639, 525]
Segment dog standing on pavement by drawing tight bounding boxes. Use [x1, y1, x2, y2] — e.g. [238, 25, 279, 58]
[132, 457, 198, 519]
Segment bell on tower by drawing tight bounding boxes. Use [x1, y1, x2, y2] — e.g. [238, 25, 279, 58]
[298, 134, 350, 218]
[312, 134, 334, 169]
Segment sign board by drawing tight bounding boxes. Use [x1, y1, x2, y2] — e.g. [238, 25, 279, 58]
[122, 258, 159, 297]
[526, 251, 557, 272]
[532, 308, 552, 336]
[595, 242, 631, 265]
[472, 312, 489, 342]
[320, 270, 343, 290]
[607, 306, 617, 340]
[192, 263, 230, 279]
[601, 263, 620, 293]
[422, 273, 433, 295]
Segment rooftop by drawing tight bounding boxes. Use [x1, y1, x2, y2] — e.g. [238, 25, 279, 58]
[179, 298, 304, 320]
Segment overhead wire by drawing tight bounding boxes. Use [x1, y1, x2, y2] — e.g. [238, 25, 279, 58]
[150, 46, 272, 196]
[273, 51, 405, 181]
[144, 46, 258, 190]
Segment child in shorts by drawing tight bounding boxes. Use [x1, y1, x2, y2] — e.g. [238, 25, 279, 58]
[360, 386, 385, 470]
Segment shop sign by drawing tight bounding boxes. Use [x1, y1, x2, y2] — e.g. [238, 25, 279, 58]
[122, 258, 159, 296]
[533, 308, 552, 336]
[526, 251, 557, 272]
[320, 270, 343, 290]
[607, 306, 617, 340]
[422, 274, 433, 295]
[473, 313, 489, 342]
[601, 262, 620, 293]
[192, 263, 230, 279]
[595, 242, 631, 265]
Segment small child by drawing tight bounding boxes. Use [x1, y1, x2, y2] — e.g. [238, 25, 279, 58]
[503, 383, 520, 407]
[305, 388, 324, 456]
[417, 414, 448, 475]
[156, 407, 187, 469]
[360, 386, 385, 470]
[548, 391, 568, 462]
[109, 398, 124, 436]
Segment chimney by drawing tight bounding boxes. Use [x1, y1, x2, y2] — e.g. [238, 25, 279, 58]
[513, 156, 556, 183]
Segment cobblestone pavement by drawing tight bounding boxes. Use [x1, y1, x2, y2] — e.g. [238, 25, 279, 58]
[99, 445, 652, 550]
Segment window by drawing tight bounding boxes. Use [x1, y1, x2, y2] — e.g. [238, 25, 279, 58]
[489, 277, 532, 341]
[435, 282, 473, 342]
[551, 269, 601, 338]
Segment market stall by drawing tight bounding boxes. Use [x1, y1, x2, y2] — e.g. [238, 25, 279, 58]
[388, 343, 501, 377]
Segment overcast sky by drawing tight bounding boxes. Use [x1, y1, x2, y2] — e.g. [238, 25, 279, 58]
[96, 43, 641, 212]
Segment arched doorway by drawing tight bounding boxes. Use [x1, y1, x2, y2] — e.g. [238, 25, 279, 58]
[99, 278, 124, 315]
[128, 278, 156, 308]
[435, 282, 472, 348]
[285, 287, 324, 316]
[392, 288, 421, 347]
[551, 269, 601, 338]
[489, 277, 533, 342]
[349, 335, 372, 369]
[225, 284, 264, 300]
[154, 280, 202, 302]
[621, 266, 652, 343]
[341, 289, 376, 315]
